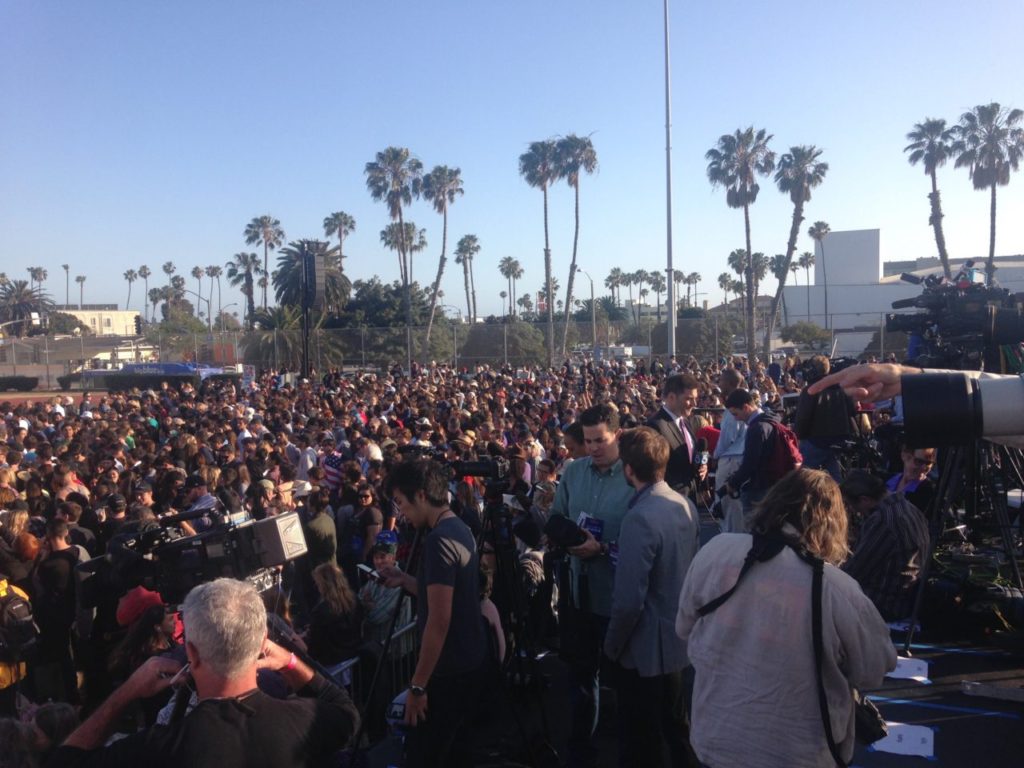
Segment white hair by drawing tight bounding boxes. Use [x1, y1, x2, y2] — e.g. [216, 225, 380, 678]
[182, 578, 266, 680]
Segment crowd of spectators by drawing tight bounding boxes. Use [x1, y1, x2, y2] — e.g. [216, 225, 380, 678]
[0, 350, 931, 767]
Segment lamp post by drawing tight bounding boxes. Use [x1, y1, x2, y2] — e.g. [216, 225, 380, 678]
[182, 289, 212, 331]
[218, 303, 239, 333]
[577, 267, 597, 359]
[663, 0, 677, 360]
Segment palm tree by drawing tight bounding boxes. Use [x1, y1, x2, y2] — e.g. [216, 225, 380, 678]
[27, 268, 47, 296]
[631, 270, 650, 323]
[727, 250, 748, 315]
[61, 264, 70, 309]
[0, 280, 52, 337]
[605, 267, 624, 306]
[808, 221, 831, 328]
[499, 290, 508, 320]
[622, 272, 636, 323]
[322, 211, 356, 274]
[790, 261, 801, 286]
[273, 240, 350, 313]
[517, 293, 534, 317]
[555, 134, 599, 355]
[718, 272, 732, 309]
[226, 252, 263, 329]
[191, 267, 204, 319]
[649, 271, 667, 322]
[75, 275, 86, 310]
[519, 139, 560, 365]
[244, 215, 285, 309]
[539, 276, 559, 318]
[148, 288, 163, 324]
[499, 256, 518, 317]
[365, 147, 423, 331]
[138, 265, 151, 321]
[686, 272, 702, 308]
[420, 165, 464, 345]
[206, 265, 223, 332]
[765, 145, 828, 355]
[123, 269, 138, 311]
[706, 126, 776, 359]
[798, 251, 815, 321]
[952, 103, 1024, 284]
[380, 223, 427, 286]
[454, 235, 480, 322]
[162, 262, 176, 301]
[905, 119, 955, 278]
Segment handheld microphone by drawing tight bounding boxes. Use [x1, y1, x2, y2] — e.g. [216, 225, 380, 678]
[695, 437, 710, 466]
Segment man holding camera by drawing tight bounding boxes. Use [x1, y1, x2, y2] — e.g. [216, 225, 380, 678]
[550, 404, 634, 768]
[605, 427, 699, 767]
[50, 577, 359, 768]
[379, 459, 487, 768]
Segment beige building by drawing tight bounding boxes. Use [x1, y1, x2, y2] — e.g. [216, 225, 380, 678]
[60, 305, 141, 336]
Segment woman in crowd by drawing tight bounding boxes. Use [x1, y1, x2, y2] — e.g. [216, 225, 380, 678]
[307, 561, 364, 665]
[676, 469, 896, 768]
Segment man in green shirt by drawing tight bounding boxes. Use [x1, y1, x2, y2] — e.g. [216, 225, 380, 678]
[550, 403, 633, 768]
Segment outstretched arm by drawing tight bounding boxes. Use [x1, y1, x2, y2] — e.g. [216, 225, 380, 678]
[807, 363, 920, 403]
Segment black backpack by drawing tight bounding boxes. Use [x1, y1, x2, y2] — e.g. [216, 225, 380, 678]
[0, 579, 38, 661]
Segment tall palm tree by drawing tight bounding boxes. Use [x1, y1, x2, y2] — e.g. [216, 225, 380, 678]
[499, 290, 507, 320]
[798, 251, 815, 321]
[75, 275, 86, 310]
[649, 271, 666, 322]
[123, 269, 138, 311]
[191, 267, 204, 319]
[727, 250, 748, 315]
[718, 272, 732, 310]
[706, 126, 776, 359]
[632, 270, 650, 323]
[499, 256, 518, 317]
[765, 145, 828, 355]
[420, 165, 464, 345]
[605, 267, 624, 306]
[555, 133, 599, 355]
[365, 146, 423, 331]
[322, 211, 356, 274]
[137, 265, 151, 321]
[454, 235, 480, 322]
[225, 252, 263, 329]
[244, 215, 285, 309]
[519, 139, 560, 365]
[273, 240, 350, 313]
[790, 261, 801, 286]
[61, 264, 70, 309]
[952, 103, 1024, 284]
[539, 276, 559, 318]
[162, 262, 176, 300]
[206, 265, 223, 332]
[622, 272, 636, 324]
[148, 287, 163, 323]
[808, 221, 831, 328]
[0, 280, 52, 337]
[27, 268, 47, 295]
[517, 294, 534, 317]
[905, 119, 955, 278]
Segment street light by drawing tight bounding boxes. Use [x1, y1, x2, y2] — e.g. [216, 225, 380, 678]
[576, 267, 597, 359]
[182, 289, 212, 331]
[439, 304, 463, 322]
[218, 303, 239, 333]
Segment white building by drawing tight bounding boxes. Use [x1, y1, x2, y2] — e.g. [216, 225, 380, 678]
[59, 305, 141, 336]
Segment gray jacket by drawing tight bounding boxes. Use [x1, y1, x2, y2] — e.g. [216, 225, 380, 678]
[604, 480, 698, 676]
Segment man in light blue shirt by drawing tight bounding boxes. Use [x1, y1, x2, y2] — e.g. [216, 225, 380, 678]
[712, 368, 747, 532]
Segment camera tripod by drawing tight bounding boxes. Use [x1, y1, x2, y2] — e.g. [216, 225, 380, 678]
[903, 439, 1024, 655]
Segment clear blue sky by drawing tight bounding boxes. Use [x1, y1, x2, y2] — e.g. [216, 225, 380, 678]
[3, 0, 1023, 318]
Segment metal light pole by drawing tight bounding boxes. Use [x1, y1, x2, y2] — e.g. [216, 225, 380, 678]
[664, 0, 677, 360]
[578, 267, 597, 359]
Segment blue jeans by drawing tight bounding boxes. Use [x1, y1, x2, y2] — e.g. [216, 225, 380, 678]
[799, 439, 842, 482]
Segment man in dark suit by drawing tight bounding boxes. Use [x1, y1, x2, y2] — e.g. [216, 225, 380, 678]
[605, 427, 699, 767]
[646, 373, 707, 496]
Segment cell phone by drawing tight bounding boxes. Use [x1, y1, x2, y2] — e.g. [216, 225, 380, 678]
[357, 563, 381, 582]
[163, 663, 190, 685]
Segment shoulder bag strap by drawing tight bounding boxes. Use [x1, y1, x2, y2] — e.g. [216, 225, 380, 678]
[696, 535, 786, 617]
[811, 557, 847, 767]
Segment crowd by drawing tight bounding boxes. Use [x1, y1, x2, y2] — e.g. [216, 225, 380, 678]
[0, 351, 937, 768]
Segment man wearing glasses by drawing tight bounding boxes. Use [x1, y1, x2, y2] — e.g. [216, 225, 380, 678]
[887, 443, 937, 513]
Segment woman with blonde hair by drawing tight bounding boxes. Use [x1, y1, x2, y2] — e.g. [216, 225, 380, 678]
[676, 469, 895, 768]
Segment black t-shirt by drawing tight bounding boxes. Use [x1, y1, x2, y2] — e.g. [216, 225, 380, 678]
[48, 673, 359, 768]
[416, 515, 486, 677]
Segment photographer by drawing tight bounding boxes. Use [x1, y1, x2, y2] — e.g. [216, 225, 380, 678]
[793, 356, 857, 482]
[378, 459, 486, 768]
[49, 577, 359, 768]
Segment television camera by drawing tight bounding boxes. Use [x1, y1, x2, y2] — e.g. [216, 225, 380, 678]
[884, 264, 1024, 370]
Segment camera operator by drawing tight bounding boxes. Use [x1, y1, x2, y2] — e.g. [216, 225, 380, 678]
[604, 427, 698, 767]
[378, 458, 487, 768]
[550, 403, 634, 768]
[793, 356, 857, 482]
[50, 577, 359, 768]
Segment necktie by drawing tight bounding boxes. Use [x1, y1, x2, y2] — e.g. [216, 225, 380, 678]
[679, 418, 694, 461]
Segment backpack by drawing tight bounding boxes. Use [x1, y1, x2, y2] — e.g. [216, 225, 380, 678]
[0, 579, 38, 661]
[763, 420, 803, 482]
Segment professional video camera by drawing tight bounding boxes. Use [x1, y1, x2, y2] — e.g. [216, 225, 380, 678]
[885, 263, 1024, 370]
[78, 512, 309, 606]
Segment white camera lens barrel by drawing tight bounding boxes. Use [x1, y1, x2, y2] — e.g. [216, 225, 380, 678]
[903, 372, 1024, 446]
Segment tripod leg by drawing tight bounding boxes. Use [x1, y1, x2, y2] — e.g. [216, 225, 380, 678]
[986, 447, 1024, 593]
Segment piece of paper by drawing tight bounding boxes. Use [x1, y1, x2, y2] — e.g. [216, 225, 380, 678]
[870, 723, 934, 758]
[886, 656, 931, 684]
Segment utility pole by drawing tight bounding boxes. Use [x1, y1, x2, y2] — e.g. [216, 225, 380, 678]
[663, 0, 677, 360]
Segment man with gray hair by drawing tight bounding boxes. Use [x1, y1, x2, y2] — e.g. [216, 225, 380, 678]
[50, 577, 359, 768]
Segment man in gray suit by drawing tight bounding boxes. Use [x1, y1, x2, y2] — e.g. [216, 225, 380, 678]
[605, 426, 699, 768]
